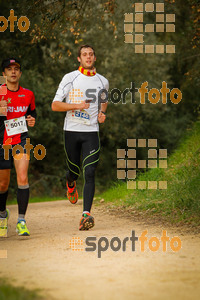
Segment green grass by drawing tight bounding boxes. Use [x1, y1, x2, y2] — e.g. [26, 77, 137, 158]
[99, 121, 200, 226]
[0, 278, 44, 300]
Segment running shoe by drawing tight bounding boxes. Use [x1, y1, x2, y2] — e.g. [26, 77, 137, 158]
[79, 213, 94, 231]
[16, 219, 30, 236]
[5, 208, 10, 220]
[0, 209, 10, 237]
[66, 182, 78, 204]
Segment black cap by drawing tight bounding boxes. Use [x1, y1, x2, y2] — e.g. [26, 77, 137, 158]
[2, 58, 21, 71]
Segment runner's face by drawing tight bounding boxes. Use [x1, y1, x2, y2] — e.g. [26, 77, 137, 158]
[3, 64, 22, 84]
[78, 48, 96, 70]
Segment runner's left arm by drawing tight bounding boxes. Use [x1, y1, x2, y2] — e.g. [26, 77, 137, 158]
[26, 92, 36, 127]
[98, 79, 109, 123]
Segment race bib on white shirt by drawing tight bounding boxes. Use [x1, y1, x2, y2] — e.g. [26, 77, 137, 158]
[4, 116, 28, 136]
[68, 110, 91, 125]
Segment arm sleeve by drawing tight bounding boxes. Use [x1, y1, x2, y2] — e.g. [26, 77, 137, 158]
[52, 74, 72, 103]
[26, 92, 37, 118]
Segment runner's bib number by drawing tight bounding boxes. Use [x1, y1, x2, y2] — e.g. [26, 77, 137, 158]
[4, 116, 28, 136]
[68, 110, 91, 125]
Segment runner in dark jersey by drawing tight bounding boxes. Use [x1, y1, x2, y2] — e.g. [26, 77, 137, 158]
[52, 45, 109, 230]
[0, 58, 36, 236]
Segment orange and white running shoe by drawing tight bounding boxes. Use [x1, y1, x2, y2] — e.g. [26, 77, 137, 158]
[66, 182, 78, 204]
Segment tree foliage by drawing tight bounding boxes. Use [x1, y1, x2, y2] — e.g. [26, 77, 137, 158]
[0, 0, 199, 196]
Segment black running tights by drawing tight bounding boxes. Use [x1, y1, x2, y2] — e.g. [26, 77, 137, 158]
[64, 131, 100, 212]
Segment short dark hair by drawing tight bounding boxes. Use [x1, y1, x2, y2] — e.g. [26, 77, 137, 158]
[78, 45, 95, 57]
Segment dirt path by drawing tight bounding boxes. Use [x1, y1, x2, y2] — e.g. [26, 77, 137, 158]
[0, 200, 200, 300]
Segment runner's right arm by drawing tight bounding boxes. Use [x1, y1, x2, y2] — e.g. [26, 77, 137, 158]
[52, 73, 89, 112]
[0, 100, 7, 107]
[0, 100, 7, 116]
[52, 101, 89, 112]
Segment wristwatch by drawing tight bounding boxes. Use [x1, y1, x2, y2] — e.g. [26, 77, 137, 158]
[101, 111, 106, 115]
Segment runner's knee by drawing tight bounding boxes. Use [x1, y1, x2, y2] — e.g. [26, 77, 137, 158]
[84, 165, 96, 183]
[0, 180, 9, 191]
[17, 173, 28, 186]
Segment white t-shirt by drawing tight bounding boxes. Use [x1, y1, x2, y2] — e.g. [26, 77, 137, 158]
[53, 70, 109, 132]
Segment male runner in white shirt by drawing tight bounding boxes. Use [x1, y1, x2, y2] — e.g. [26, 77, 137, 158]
[52, 45, 109, 230]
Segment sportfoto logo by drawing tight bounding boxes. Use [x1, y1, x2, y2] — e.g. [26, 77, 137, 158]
[69, 230, 182, 258]
[0, 76, 182, 106]
[0, 9, 30, 33]
[72, 81, 182, 105]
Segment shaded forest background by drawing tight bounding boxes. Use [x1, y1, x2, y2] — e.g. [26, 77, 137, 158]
[0, 0, 199, 198]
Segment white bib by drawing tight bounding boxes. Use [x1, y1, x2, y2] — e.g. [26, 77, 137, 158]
[68, 110, 91, 125]
[4, 116, 28, 136]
